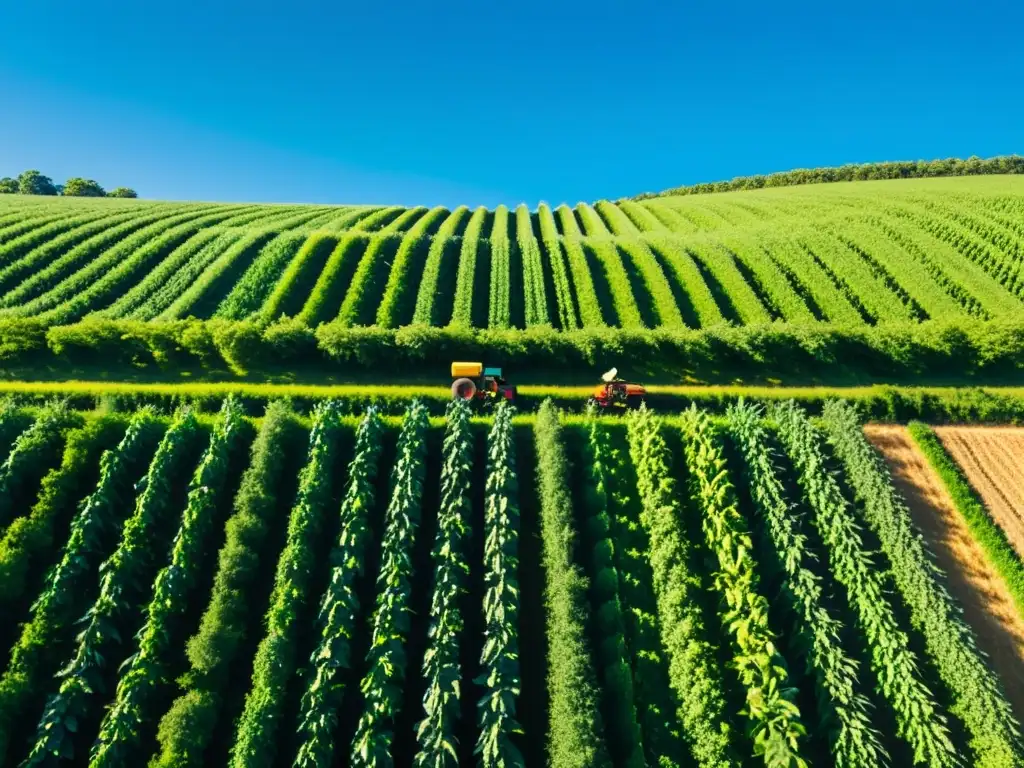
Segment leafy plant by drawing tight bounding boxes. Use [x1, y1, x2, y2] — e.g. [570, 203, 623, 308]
[726, 401, 886, 768]
[89, 397, 248, 768]
[349, 400, 430, 764]
[292, 406, 385, 768]
[625, 404, 735, 768]
[679, 406, 806, 767]
[475, 399, 525, 768]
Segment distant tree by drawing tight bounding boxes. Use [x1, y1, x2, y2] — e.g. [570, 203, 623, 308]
[17, 169, 57, 196]
[107, 186, 138, 199]
[62, 177, 106, 197]
[0, 177, 16, 194]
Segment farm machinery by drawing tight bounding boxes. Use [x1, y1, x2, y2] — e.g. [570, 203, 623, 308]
[589, 367, 647, 409]
[450, 362, 517, 404]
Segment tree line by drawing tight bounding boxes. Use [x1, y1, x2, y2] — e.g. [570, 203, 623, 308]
[633, 154, 1024, 200]
[0, 170, 136, 199]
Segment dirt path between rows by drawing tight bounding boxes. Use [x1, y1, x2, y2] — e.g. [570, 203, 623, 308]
[934, 426, 1024, 562]
[865, 425, 1024, 721]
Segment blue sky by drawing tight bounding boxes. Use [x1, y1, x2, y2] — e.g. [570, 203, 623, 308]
[1, 1, 1021, 208]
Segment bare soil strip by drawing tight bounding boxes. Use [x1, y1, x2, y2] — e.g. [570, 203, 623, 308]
[865, 425, 1024, 720]
[934, 427, 1024, 561]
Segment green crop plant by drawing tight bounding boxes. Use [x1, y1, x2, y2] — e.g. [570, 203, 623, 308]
[821, 402, 1024, 767]
[151, 401, 298, 768]
[413, 399, 473, 767]
[349, 400, 430, 764]
[257, 232, 340, 323]
[376, 206, 448, 327]
[475, 399, 524, 768]
[89, 398, 248, 768]
[0, 415, 126, 608]
[292, 407, 385, 768]
[772, 401, 959, 768]
[488, 205, 511, 329]
[725, 401, 886, 768]
[229, 400, 345, 768]
[536, 203, 579, 330]
[214, 232, 308, 319]
[0, 411, 162, 765]
[0, 401, 79, 533]
[413, 206, 470, 326]
[21, 409, 202, 766]
[449, 206, 488, 328]
[534, 401, 611, 768]
[515, 204, 550, 327]
[626, 405, 734, 768]
[679, 407, 806, 767]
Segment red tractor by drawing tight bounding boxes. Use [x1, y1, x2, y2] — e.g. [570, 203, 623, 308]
[590, 367, 647, 409]
[451, 362, 517, 404]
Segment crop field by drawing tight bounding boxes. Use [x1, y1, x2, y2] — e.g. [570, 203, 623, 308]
[2, 176, 1024, 331]
[0, 396, 1021, 768]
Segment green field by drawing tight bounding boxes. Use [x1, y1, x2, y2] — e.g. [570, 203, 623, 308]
[0, 398, 1020, 768]
[1, 176, 1023, 330]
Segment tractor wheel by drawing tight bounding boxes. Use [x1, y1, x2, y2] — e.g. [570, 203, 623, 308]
[626, 394, 645, 410]
[452, 378, 477, 400]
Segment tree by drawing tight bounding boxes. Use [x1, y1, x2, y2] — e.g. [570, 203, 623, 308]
[107, 187, 138, 198]
[62, 177, 105, 197]
[0, 178, 16, 194]
[17, 170, 57, 195]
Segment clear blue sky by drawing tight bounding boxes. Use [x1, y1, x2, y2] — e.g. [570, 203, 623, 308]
[1, 1, 1021, 208]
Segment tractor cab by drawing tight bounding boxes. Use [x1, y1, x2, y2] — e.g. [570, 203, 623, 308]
[451, 362, 517, 404]
[591, 367, 647, 409]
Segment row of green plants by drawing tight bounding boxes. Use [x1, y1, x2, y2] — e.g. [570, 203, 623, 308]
[0, 410, 162, 764]
[533, 402, 610, 768]
[515, 204, 551, 327]
[488, 205, 512, 330]
[22, 409, 204, 766]
[577, 412, 644, 768]
[771, 402, 958, 767]
[906, 422, 1024, 616]
[90, 398, 249, 768]
[413, 399, 473, 767]
[229, 401, 346, 768]
[725, 401, 886, 767]
[449, 207, 488, 328]
[349, 400, 430, 763]
[536, 204, 579, 330]
[821, 402, 1024, 767]
[151, 402, 299, 768]
[413, 207, 470, 327]
[375, 207, 448, 327]
[679, 407, 806, 767]
[475, 400, 523, 767]
[11, 314, 1024, 383]
[625, 406, 734, 767]
[292, 407, 385, 767]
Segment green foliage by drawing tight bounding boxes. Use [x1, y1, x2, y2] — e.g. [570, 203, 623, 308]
[475, 399, 524, 768]
[89, 397, 247, 768]
[62, 178, 106, 197]
[822, 403, 1024, 767]
[515, 204, 550, 327]
[0, 410, 162, 764]
[533, 401, 611, 768]
[18, 170, 57, 196]
[489, 205, 511, 329]
[449, 206, 488, 328]
[0, 414, 125, 607]
[635, 154, 1024, 199]
[106, 188, 138, 199]
[414, 399, 473, 767]
[21, 409, 202, 766]
[772, 401, 959, 767]
[151, 401, 297, 768]
[578, 410, 644, 768]
[0, 177, 17, 194]
[376, 207, 448, 327]
[906, 422, 1024, 615]
[292, 407, 384, 768]
[726, 401, 886, 768]
[413, 207, 470, 326]
[349, 400, 430, 764]
[625, 405, 734, 768]
[214, 232, 308, 320]
[679, 407, 806, 767]
[0, 400, 79, 532]
[229, 400, 345, 768]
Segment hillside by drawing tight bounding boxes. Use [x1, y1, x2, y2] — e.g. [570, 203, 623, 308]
[2, 175, 1024, 385]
